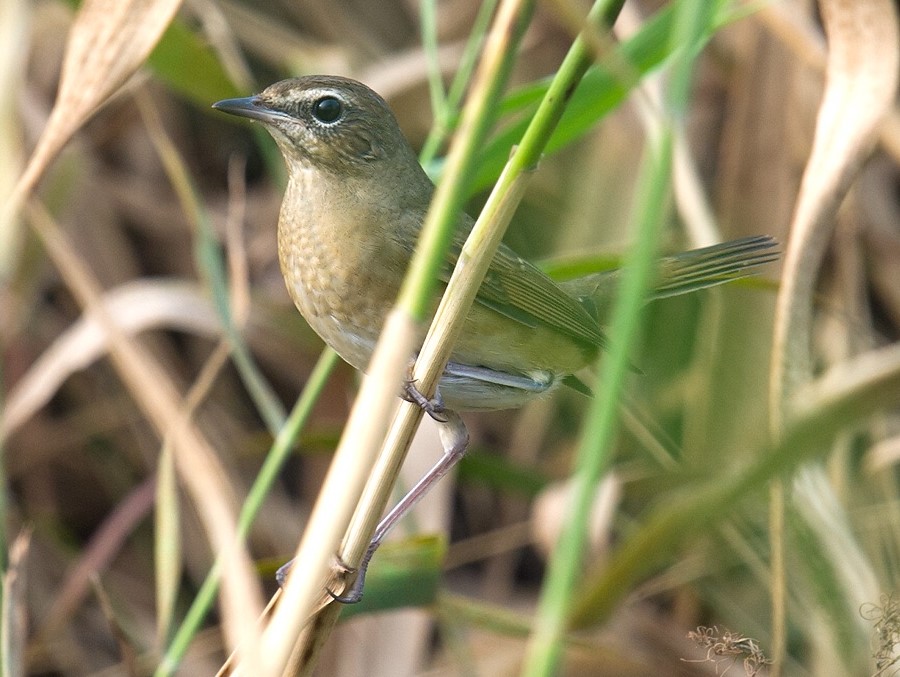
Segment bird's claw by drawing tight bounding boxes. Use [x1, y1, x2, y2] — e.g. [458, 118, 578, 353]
[325, 583, 363, 604]
[277, 555, 364, 603]
[325, 555, 364, 604]
[402, 380, 449, 423]
[275, 559, 292, 587]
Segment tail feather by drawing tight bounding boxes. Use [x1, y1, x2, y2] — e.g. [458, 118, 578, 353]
[651, 235, 780, 299]
[560, 235, 779, 319]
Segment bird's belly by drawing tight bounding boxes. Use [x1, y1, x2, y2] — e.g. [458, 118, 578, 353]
[282, 269, 387, 371]
[438, 304, 597, 411]
[282, 272, 576, 410]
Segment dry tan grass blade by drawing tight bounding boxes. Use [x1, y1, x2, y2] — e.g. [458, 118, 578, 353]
[2, 0, 268, 669]
[768, 2, 899, 674]
[771, 0, 899, 405]
[25, 202, 264, 672]
[0, 0, 28, 275]
[1, 280, 218, 439]
[9, 0, 182, 212]
[1, 530, 32, 677]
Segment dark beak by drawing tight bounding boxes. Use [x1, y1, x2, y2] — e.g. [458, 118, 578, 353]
[212, 96, 291, 124]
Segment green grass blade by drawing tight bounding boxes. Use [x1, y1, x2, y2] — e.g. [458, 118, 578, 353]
[156, 348, 339, 675]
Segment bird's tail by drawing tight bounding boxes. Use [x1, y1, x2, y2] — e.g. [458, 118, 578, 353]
[561, 235, 780, 318]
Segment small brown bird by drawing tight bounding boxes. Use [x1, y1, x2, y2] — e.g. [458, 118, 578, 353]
[213, 75, 777, 600]
[215, 75, 776, 410]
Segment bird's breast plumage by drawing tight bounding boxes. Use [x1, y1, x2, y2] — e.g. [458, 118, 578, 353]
[276, 171, 412, 372]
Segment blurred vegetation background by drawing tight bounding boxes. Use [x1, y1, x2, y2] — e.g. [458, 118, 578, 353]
[1, 0, 899, 675]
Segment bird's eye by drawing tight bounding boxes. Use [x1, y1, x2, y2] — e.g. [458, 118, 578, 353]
[311, 96, 343, 123]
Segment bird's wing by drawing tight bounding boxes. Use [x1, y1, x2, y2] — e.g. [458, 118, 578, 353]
[441, 230, 608, 349]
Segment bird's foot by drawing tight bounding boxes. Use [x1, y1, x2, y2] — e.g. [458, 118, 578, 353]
[325, 553, 367, 604]
[278, 554, 366, 604]
[402, 379, 449, 423]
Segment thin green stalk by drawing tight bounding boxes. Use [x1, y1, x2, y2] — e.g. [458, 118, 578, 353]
[236, 352, 340, 534]
[420, 0, 447, 124]
[136, 93, 287, 434]
[348, 1, 632, 670]
[572, 342, 900, 626]
[411, 0, 629, 389]
[195, 220, 287, 432]
[522, 121, 672, 677]
[155, 348, 339, 676]
[510, 0, 627, 175]
[521, 1, 710, 674]
[445, 1, 500, 113]
[398, 0, 534, 322]
[419, 0, 499, 167]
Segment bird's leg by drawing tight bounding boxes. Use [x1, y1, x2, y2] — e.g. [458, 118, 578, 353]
[276, 397, 470, 604]
[328, 407, 469, 604]
[275, 376, 460, 588]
